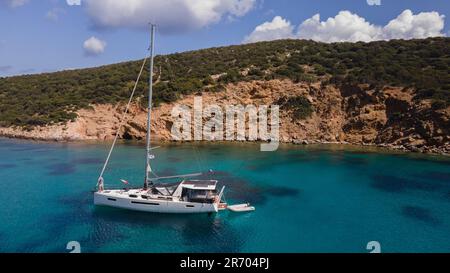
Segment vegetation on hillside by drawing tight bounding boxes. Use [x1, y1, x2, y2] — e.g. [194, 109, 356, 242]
[0, 37, 448, 127]
[277, 96, 313, 120]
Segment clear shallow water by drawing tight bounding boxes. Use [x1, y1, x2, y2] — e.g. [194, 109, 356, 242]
[0, 138, 449, 253]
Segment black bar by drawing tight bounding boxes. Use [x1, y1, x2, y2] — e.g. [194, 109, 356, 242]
[1, 253, 448, 272]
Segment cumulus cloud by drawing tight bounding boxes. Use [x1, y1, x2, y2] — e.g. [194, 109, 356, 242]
[83, 36, 106, 56]
[2, 0, 29, 8]
[244, 9, 446, 43]
[382, 9, 445, 40]
[297, 11, 381, 43]
[83, 0, 256, 33]
[243, 16, 294, 43]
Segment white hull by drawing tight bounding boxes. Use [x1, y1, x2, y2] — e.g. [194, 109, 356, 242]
[94, 191, 218, 214]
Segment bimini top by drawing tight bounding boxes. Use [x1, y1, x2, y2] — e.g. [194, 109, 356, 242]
[181, 180, 218, 190]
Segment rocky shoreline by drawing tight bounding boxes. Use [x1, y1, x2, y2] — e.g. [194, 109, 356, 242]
[1, 80, 448, 156]
[290, 139, 448, 155]
[0, 132, 447, 156]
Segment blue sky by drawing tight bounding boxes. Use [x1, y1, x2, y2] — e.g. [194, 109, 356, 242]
[0, 0, 448, 77]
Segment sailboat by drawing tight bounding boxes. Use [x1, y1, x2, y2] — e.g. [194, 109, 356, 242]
[93, 25, 227, 213]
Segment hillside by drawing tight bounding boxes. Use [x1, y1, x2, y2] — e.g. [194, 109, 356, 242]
[0, 38, 449, 153]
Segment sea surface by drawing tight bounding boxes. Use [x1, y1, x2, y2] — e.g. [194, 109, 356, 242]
[0, 137, 449, 253]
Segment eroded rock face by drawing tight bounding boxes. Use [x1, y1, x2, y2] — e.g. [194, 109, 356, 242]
[0, 79, 448, 154]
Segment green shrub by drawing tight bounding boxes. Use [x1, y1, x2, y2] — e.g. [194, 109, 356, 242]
[277, 96, 313, 119]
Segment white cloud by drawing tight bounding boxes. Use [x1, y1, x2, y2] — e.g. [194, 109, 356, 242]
[297, 11, 381, 43]
[243, 16, 294, 43]
[2, 0, 29, 8]
[83, 36, 106, 56]
[66, 0, 81, 5]
[382, 9, 445, 40]
[244, 9, 446, 43]
[83, 0, 256, 33]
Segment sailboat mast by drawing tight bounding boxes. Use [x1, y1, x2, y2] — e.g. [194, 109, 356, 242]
[144, 24, 156, 190]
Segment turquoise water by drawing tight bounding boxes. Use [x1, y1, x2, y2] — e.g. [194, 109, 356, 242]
[0, 137, 449, 253]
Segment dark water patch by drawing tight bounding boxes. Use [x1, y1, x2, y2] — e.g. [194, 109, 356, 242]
[401, 206, 441, 225]
[72, 157, 104, 165]
[327, 153, 370, 167]
[265, 186, 300, 197]
[0, 163, 16, 169]
[415, 171, 450, 182]
[201, 170, 266, 205]
[341, 156, 370, 166]
[371, 174, 441, 193]
[205, 170, 300, 205]
[46, 163, 76, 175]
[221, 180, 265, 204]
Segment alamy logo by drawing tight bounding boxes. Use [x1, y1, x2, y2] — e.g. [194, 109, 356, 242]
[66, 241, 81, 253]
[171, 97, 280, 151]
[366, 241, 381, 253]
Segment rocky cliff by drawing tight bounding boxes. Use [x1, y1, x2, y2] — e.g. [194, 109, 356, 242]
[1, 79, 448, 154]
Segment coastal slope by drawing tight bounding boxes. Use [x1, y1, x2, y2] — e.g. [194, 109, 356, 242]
[0, 38, 449, 153]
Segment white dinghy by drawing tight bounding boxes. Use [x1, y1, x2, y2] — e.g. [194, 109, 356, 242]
[227, 203, 255, 212]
